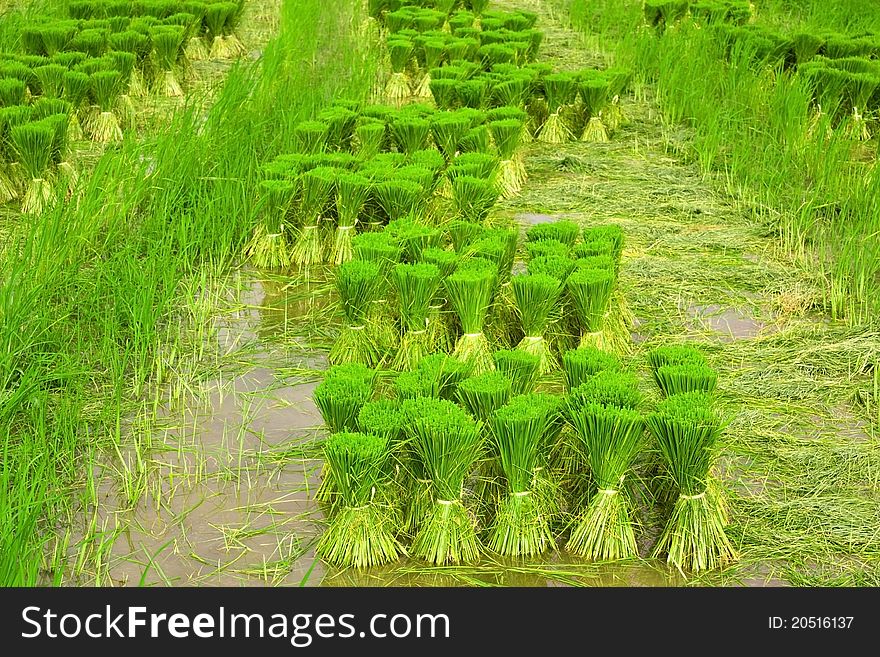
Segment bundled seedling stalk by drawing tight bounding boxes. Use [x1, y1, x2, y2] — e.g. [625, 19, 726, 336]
[386, 38, 414, 106]
[451, 174, 500, 224]
[511, 272, 563, 374]
[489, 118, 526, 197]
[291, 166, 335, 271]
[445, 264, 497, 374]
[566, 403, 645, 561]
[403, 397, 484, 564]
[493, 349, 540, 396]
[538, 73, 577, 143]
[456, 371, 512, 424]
[206, 1, 245, 59]
[566, 267, 616, 350]
[420, 246, 459, 353]
[151, 26, 186, 97]
[562, 346, 621, 390]
[89, 70, 124, 143]
[11, 122, 55, 215]
[332, 172, 370, 264]
[579, 75, 611, 142]
[329, 259, 386, 367]
[648, 393, 736, 572]
[355, 119, 387, 159]
[316, 432, 404, 568]
[392, 262, 441, 370]
[244, 179, 295, 269]
[488, 395, 558, 557]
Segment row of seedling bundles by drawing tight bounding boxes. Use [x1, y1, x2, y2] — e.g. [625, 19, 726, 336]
[324, 218, 627, 374]
[245, 100, 534, 268]
[311, 337, 735, 573]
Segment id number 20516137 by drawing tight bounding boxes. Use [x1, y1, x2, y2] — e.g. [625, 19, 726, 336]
[769, 617, 854, 630]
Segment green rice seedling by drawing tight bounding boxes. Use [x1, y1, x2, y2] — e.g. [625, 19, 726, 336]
[525, 239, 570, 261]
[150, 26, 186, 97]
[445, 264, 497, 373]
[562, 346, 620, 390]
[572, 254, 616, 272]
[600, 67, 632, 133]
[316, 432, 404, 568]
[459, 123, 492, 152]
[11, 122, 55, 215]
[386, 37, 414, 105]
[488, 394, 559, 557]
[69, 28, 109, 58]
[452, 175, 499, 224]
[39, 24, 76, 56]
[568, 370, 642, 413]
[0, 79, 26, 108]
[566, 267, 615, 350]
[290, 166, 336, 270]
[33, 65, 67, 100]
[567, 403, 645, 560]
[392, 262, 441, 370]
[512, 273, 563, 374]
[582, 224, 624, 263]
[527, 220, 580, 246]
[792, 32, 825, 65]
[429, 77, 459, 110]
[181, 2, 210, 60]
[448, 9, 475, 31]
[395, 369, 439, 400]
[431, 112, 470, 159]
[489, 118, 526, 197]
[244, 179, 296, 269]
[391, 115, 431, 154]
[354, 119, 386, 159]
[655, 363, 718, 397]
[450, 151, 500, 180]
[419, 246, 458, 352]
[331, 172, 370, 264]
[456, 371, 512, 423]
[647, 344, 707, 371]
[648, 393, 736, 572]
[492, 73, 533, 109]
[0, 105, 31, 202]
[293, 120, 330, 154]
[418, 353, 473, 400]
[492, 349, 540, 396]
[106, 50, 138, 131]
[329, 259, 386, 367]
[528, 254, 574, 280]
[89, 70, 124, 142]
[479, 43, 517, 70]
[37, 110, 76, 193]
[403, 397, 484, 564]
[353, 230, 402, 266]
[206, 1, 243, 59]
[318, 106, 359, 152]
[387, 217, 441, 262]
[538, 72, 577, 143]
[108, 29, 151, 96]
[579, 74, 611, 142]
[455, 78, 490, 110]
[416, 37, 446, 99]
[314, 373, 374, 435]
[448, 219, 487, 252]
[375, 178, 425, 222]
[358, 398, 408, 504]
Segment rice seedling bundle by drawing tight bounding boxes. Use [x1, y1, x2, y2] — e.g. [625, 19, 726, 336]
[106, 50, 138, 130]
[527, 220, 580, 246]
[445, 264, 497, 373]
[402, 396, 484, 564]
[354, 119, 386, 159]
[455, 371, 512, 423]
[0, 104, 32, 201]
[572, 254, 616, 273]
[654, 363, 718, 397]
[648, 392, 736, 571]
[292, 120, 329, 154]
[205, 1, 244, 59]
[290, 166, 336, 270]
[527, 254, 575, 280]
[150, 26, 185, 97]
[39, 109, 77, 189]
[10, 121, 55, 214]
[391, 262, 441, 370]
[395, 369, 439, 400]
[244, 179, 295, 269]
[330, 172, 370, 264]
[390, 114, 431, 154]
[489, 118, 526, 197]
[562, 346, 621, 390]
[566, 267, 615, 350]
[492, 348, 540, 396]
[0, 79, 26, 108]
[352, 230, 402, 267]
[316, 431, 404, 568]
[69, 28, 109, 58]
[318, 106, 358, 152]
[451, 174, 499, 223]
[459, 122, 492, 152]
[416, 37, 446, 98]
[358, 397, 408, 499]
[89, 69, 124, 142]
[375, 178, 425, 222]
[525, 238, 570, 261]
[429, 112, 469, 159]
[429, 77, 459, 110]
[455, 78, 490, 110]
[418, 246, 459, 352]
[538, 72, 577, 143]
[511, 273, 563, 374]
[568, 369, 642, 412]
[107, 29, 151, 95]
[488, 394, 558, 557]
[329, 259, 386, 367]
[579, 74, 611, 142]
[582, 224, 624, 263]
[492, 73, 533, 109]
[417, 353, 473, 399]
[314, 371, 374, 438]
[386, 37, 414, 105]
[33, 65, 67, 100]
[566, 402, 645, 560]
